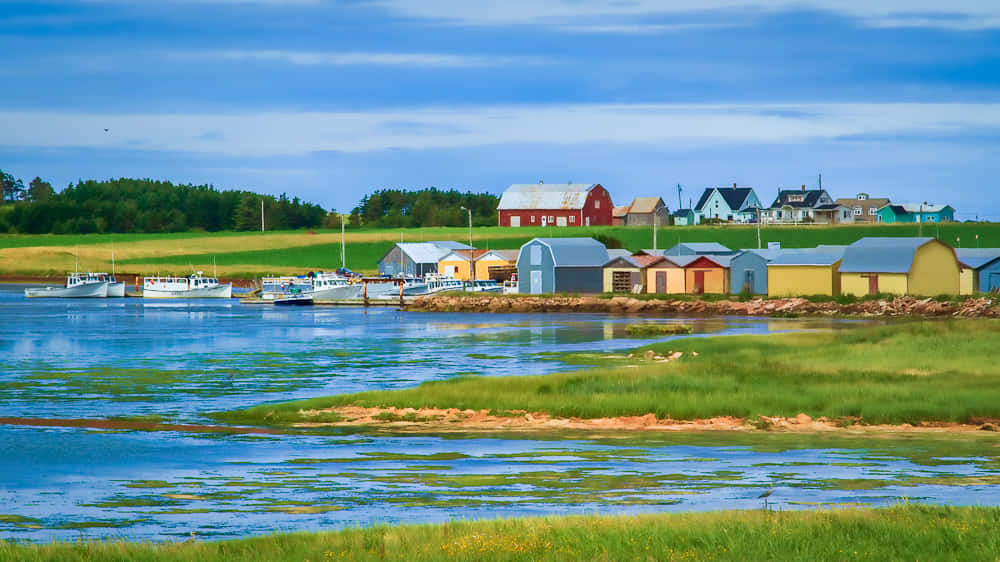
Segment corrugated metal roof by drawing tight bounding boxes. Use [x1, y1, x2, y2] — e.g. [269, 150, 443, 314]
[770, 250, 844, 266]
[667, 242, 733, 255]
[477, 249, 520, 262]
[628, 197, 663, 214]
[839, 237, 938, 273]
[606, 249, 632, 260]
[429, 240, 473, 250]
[955, 248, 1000, 269]
[898, 203, 950, 213]
[440, 249, 490, 261]
[498, 183, 598, 210]
[523, 237, 609, 268]
[736, 249, 785, 261]
[397, 243, 456, 264]
[664, 255, 700, 267]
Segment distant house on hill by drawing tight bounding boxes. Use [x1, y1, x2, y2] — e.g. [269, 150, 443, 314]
[761, 187, 853, 224]
[624, 197, 669, 226]
[834, 193, 890, 223]
[672, 208, 696, 226]
[877, 203, 955, 224]
[612, 205, 630, 226]
[497, 183, 613, 227]
[377, 241, 472, 277]
[516, 238, 608, 294]
[694, 185, 762, 224]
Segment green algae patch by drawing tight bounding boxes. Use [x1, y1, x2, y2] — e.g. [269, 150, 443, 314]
[624, 324, 693, 336]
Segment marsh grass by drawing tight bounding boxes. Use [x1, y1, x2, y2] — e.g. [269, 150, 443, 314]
[217, 320, 1000, 426]
[4, 505, 1000, 561]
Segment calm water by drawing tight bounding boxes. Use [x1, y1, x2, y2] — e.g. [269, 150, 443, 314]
[1, 285, 998, 542]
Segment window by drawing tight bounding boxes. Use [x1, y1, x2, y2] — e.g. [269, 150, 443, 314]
[854, 207, 862, 216]
[858, 193, 868, 200]
[788, 194, 804, 202]
[594, 199, 600, 209]
[869, 208, 877, 216]
[569, 215, 575, 223]
[530, 245, 542, 266]
[549, 216, 555, 223]
[530, 215, 536, 224]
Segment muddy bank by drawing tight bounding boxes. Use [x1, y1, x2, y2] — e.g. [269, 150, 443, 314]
[294, 406, 1000, 435]
[410, 294, 1000, 318]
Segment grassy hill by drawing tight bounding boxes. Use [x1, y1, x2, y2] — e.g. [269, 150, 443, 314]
[1, 222, 996, 278]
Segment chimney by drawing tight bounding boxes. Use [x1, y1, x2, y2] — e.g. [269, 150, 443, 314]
[733, 182, 737, 188]
[801, 184, 806, 191]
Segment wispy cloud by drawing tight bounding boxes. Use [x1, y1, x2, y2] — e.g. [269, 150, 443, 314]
[3, 103, 999, 156]
[374, 0, 1000, 30]
[163, 49, 548, 68]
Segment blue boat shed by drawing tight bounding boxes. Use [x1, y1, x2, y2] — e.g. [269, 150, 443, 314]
[957, 248, 1000, 293]
[377, 241, 471, 277]
[728, 249, 784, 295]
[664, 242, 734, 256]
[517, 238, 608, 294]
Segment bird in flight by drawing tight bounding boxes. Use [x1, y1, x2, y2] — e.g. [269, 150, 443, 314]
[758, 488, 774, 499]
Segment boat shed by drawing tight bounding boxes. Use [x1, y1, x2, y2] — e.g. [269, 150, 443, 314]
[956, 248, 1000, 294]
[439, 249, 490, 281]
[768, 249, 844, 297]
[474, 249, 520, 282]
[603, 254, 661, 293]
[839, 237, 960, 297]
[516, 238, 609, 294]
[684, 255, 731, 294]
[377, 241, 472, 277]
[664, 242, 734, 256]
[645, 255, 692, 294]
[729, 249, 784, 295]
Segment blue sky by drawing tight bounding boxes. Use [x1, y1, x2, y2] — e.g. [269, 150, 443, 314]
[2, 1, 999, 219]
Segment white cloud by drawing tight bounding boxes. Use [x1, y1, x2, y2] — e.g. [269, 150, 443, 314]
[3, 103, 999, 156]
[374, 0, 1000, 30]
[164, 49, 546, 68]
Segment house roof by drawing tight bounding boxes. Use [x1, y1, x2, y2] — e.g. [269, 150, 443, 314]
[672, 208, 694, 218]
[628, 197, 664, 214]
[648, 255, 699, 267]
[770, 249, 844, 266]
[897, 203, 952, 214]
[835, 197, 890, 207]
[476, 249, 520, 262]
[769, 189, 828, 208]
[838, 237, 939, 273]
[612, 205, 631, 218]
[498, 183, 600, 210]
[813, 204, 844, 211]
[955, 248, 1000, 269]
[694, 187, 754, 212]
[521, 237, 609, 268]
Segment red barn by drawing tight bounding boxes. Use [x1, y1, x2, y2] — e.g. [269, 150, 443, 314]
[497, 183, 613, 227]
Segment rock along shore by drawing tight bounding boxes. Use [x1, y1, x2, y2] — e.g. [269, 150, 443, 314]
[409, 294, 1000, 318]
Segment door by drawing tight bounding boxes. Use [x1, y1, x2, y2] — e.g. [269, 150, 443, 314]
[693, 271, 705, 294]
[510, 216, 520, 228]
[655, 271, 666, 293]
[585, 217, 590, 227]
[989, 273, 1000, 293]
[743, 269, 755, 293]
[530, 270, 543, 294]
[556, 216, 567, 227]
[868, 274, 879, 295]
[612, 271, 631, 293]
[541, 216, 547, 227]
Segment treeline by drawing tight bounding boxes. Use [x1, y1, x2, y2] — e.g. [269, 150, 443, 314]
[350, 188, 498, 228]
[0, 173, 328, 234]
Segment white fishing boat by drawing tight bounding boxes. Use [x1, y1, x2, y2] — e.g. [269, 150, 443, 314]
[24, 273, 109, 298]
[260, 275, 314, 300]
[92, 272, 125, 297]
[465, 280, 502, 293]
[402, 274, 465, 296]
[308, 272, 360, 300]
[142, 273, 233, 299]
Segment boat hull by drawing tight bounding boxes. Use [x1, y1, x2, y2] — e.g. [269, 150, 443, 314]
[143, 284, 233, 299]
[107, 282, 126, 298]
[25, 282, 109, 298]
[274, 295, 314, 306]
[309, 284, 361, 300]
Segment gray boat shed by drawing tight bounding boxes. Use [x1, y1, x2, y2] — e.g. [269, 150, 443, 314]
[517, 238, 609, 294]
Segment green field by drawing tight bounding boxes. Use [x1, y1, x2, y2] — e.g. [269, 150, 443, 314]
[216, 320, 1000, 427]
[4, 505, 998, 561]
[2, 222, 997, 277]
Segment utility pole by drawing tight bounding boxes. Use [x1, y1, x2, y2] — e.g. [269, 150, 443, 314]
[260, 199, 264, 232]
[677, 184, 683, 210]
[653, 218, 657, 251]
[756, 207, 762, 249]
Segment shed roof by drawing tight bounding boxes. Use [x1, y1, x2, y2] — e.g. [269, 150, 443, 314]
[429, 240, 473, 251]
[628, 197, 664, 214]
[838, 237, 939, 273]
[735, 248, 785, 261]
[955, 248, 1000, 270]
[440, 249, 490, 261]
[672, 208, 694, 218]
[606, 248, 633, 261]
[476, 249, 520, 262]
[394, 243, 458, 265]
[521, 237, 609, 268]
[612, 205, 631, 218]
[770, 250, 844, 266]
[605, 254, 661, 268]
[667, 242, 733, 254]
[684, 255, 732, 268]
[498, 183, 600, 210]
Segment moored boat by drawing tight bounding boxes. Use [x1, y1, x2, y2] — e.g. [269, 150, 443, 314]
[93, 272, 125, 297]
[465, 280, 502, 293]
[142, 273, 233, 299]
[24, 273, 109, 298]
[274, 293, 314, 306]
[308, 272, 360, 300]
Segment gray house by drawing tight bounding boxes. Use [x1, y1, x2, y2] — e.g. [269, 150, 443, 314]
[516, 238, 609, 294]
[729, 249, 784, 295]
[664, 242, 735, 256]
[377, 241, 472, 276]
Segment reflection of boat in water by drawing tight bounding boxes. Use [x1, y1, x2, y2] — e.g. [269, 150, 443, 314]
[308, 272, 360, 300]
[142, 273, 233, 298]
[24, 273, 109, 298]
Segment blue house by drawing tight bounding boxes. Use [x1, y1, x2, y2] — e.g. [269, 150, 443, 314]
[877, 203, 955, 223]
[728, 249, 784, 295]
[694, 185, 762, 224]
[377, 241, 472, 276]
[664, 242, 735, 256]
[516, 238, 608, 294]
[957, 248, 1000, 293]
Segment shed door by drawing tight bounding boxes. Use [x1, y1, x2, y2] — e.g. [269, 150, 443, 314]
[556, 216, 567, 227]
[868, 274, 879, 295]
[655, 271, 666, 293]
[612, 271, 631, 293]
[693, 271, 705, 294]
[510, 216, 520, 228]
[530, 270, 543, 294]
[743, 269, 754, 293]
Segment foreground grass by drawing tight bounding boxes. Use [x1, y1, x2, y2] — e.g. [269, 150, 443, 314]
[4, 505, 999, 561]
[217, 320, 1000, 426]
[2, 222, 997, 277]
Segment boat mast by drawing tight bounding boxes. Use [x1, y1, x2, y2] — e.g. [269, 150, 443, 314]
[341, 215, 346, 270]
